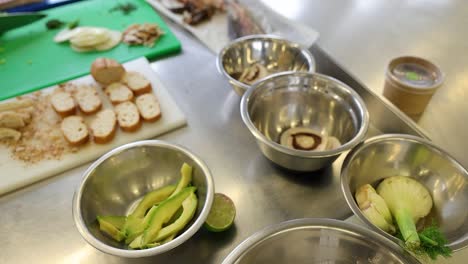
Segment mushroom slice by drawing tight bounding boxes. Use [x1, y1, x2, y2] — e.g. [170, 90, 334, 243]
[238, 63, 269, 85]
[326, 136, 342, 150]
[280, 127, 328, 151]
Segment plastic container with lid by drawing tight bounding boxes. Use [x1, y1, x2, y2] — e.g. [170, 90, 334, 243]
[383, 56, 444, 119]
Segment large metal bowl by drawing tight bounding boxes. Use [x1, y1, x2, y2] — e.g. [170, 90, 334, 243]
[341, 134, 468, 251]
[241, 72, 369, 171]
[217, 34, 315, 95]
[72, 140, 214, 258]
[222, 218, 420, 264]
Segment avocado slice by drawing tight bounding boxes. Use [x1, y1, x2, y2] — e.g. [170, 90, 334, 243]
[124, 208, 154, 244]
[123, 185, 176, 242]
[144, 234, 176, 249]
[126, 187, 196, 245]
[130, 185, 176, 218]
[141, 187, 196, 246]
[97, 215, 126, 242]
[169, 163, 193, 198]
[128, 192, 198, 249]
[154, 192, 198, 241]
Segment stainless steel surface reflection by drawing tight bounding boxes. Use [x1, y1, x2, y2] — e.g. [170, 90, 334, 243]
[341, 134, 468, 251]
[241, 72, 369, 171]
[217, 35, 315, 95]
[222, 218, 420, 264]
[72, 140, 214, 258]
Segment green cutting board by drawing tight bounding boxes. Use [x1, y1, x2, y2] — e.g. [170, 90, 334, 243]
[0, 0, 181, 100]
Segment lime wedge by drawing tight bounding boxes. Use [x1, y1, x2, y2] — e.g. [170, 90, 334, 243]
[204, 193, 236, 232]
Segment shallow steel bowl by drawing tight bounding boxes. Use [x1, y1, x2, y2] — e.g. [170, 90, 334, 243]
[72, 140, 214, 258]
[217, 35, 315, 95]
[241, 71, 369, 171]
[341, 134, 468, 251]
[222, 218, 420, 264]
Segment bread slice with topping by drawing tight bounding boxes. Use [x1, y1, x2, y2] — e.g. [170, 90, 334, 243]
[74, 85, 102, 115]
[115, 101, 141, 132]
[50, 91, 76, 117]
[90, 109, 117, 144]
[105, 82, 134, 105]
[61, 115, 89, 146]
[91, 58, 126, 85]
[135, 93, 161, 122]
[122, 71, 152, 95]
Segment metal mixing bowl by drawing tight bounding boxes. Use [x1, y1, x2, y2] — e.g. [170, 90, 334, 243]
[72, 140, 214, 258]
[222, 218, 420, 264]
[240, 72, 369, 171]
[341, 134, 468, 251]
[217, 35, 315, 95]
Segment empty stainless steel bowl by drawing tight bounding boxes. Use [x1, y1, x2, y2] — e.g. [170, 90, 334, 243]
[240, 72, 369, 171]
[217, 35, 315, 95]
[341, 134, 468, 251]
[222, 218, 420, 264]
[72, 140, 214, 258]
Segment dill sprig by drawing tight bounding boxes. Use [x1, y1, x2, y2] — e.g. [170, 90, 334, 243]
[396, 221, 452, 260]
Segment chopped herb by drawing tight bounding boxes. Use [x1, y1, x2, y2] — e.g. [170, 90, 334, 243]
[0, 47, 4, 53]
[46, 19, 64, 30]
[67, 19, 80, 29]
[46, 19, 79, 30]
[27, 60, 33, 65]
[0, 58, 6, 65]
[109, 2, 137, 15]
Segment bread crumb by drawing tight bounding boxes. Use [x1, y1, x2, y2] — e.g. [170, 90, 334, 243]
[0, 92, 83, 164]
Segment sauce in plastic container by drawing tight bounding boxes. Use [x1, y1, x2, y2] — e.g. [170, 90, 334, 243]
[383, 56, 444, 119]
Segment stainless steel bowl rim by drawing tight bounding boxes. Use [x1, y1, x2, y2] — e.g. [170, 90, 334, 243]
[72, 140, 215, 258]
[216, 34, 316, 92]
[221, 218, 420, 264]
[340, 133, 468, 251]
[240, 71, 370, 158]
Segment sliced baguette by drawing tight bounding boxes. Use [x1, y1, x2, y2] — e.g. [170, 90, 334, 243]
[91, 58, 126, 85]
[0, 98, 34, 112]
[0, 111, 26, 129]
[0, 128, 21, 141]
[115, 102, 141, 132]
[90, 109, 117, 144]
[50, 91, 76, 117]
[105, 82, 134, 105]
[135, 93, 161, 122]
[122, 71, 152, 95]
[74, 85, 102, 115]
[61, 116, 89, 146]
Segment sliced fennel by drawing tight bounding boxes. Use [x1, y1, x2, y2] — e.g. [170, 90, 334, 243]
[376, 176, 452, 260]
[355, 184, 395, 234]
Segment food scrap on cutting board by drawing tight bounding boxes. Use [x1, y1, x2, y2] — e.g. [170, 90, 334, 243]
[160, 0, 225, 25]
[0, 58, 162, 164]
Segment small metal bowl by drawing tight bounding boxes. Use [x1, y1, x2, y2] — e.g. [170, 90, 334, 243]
[72, 140, 214, 258]
[241, 72, 369, 171]
[217, 35, 315, 95]
[341, 134, 468, 251]
[222, 218, 420, 264]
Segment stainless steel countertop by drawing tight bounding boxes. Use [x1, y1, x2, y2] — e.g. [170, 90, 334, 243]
[1, 1, 467, 263]
[261, 0, 468, 166]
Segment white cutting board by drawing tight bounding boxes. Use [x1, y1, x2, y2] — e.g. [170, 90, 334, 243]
[0, 57, 186, 196]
